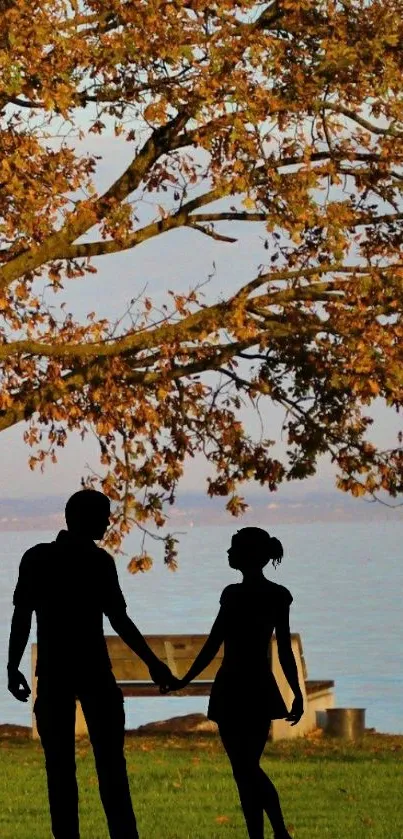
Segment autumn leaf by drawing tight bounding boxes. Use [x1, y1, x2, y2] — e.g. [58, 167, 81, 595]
[242, 196, 256, 210]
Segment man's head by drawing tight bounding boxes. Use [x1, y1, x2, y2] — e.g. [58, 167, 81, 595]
[65, 489, 111, 540]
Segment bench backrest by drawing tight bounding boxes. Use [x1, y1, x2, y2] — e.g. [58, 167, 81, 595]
[103, 633, 307, 681]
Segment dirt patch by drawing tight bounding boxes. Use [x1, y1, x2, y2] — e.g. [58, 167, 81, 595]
[131, 713, 218, 736]
[0, 723, 31, 739]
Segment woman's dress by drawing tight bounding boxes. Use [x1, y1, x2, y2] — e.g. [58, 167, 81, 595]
[207, 579, 293, 725]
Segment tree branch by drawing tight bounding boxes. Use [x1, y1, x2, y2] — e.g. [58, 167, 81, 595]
[0, 103, 201, 291]
[0, 299, 295, 361]
[2, 256, 400, 362]
[322, 102, 403, 138]
[60, 150, 403, 261]
[231, 260, 403, 302]
[0, 336, 269, 433]
[189, 210, 403, 230]
[186, 221, 237, 243]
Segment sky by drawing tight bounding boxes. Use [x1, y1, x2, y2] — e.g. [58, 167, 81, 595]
[0, 11, 401, 510]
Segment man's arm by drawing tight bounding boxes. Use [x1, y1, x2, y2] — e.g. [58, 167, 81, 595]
[8, 548, 35, 672]
[7, 605, 33, 702]
[8, 605, 33, 672]
[102, 553, 175, 688]
[102, 553, 161, 668]
[109, 612, 176, 689]
[109, 612, 161, 669]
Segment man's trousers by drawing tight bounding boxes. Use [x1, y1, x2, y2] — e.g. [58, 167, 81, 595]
[34, 670, 139, 839]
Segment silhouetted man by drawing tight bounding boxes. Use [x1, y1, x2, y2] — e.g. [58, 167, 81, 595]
[7, 488, 175, 839]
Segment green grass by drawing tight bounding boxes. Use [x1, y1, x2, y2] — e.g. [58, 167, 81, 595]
[1, 729, 403, 838]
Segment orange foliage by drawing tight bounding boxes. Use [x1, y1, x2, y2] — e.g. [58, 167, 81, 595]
[0, 0, 401, 565]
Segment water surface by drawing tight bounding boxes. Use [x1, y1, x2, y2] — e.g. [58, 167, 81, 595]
[1, 521, 401, 733]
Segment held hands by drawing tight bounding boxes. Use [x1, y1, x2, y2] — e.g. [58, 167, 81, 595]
[148, 658, 186, 694]
[159, 676, 187, 695]
[148, 658, 173, 691]
[284, 691, 304, 726]
[7, 667, 31, 702]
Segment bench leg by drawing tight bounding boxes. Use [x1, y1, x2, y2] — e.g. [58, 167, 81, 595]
[32, 644, 89, 740]
[75, 700, 88, 738]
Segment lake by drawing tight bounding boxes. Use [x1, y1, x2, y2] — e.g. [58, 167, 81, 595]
[1, 520, 402, 734]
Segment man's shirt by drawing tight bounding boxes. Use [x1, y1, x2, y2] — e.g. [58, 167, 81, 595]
[12, 530, 127, 682]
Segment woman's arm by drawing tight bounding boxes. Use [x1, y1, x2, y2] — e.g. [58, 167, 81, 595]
[181, 609, 225, 684]
[275, 604, 303, 699]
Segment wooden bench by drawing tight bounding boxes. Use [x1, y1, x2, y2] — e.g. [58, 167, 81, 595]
[31, 633, 334, 742]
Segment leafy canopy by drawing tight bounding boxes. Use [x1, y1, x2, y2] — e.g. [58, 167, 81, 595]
[0, 0, 402, 568]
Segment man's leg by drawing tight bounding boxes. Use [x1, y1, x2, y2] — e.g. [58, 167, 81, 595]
[78, 675, 139, 839]
[34, 685, 79, 839]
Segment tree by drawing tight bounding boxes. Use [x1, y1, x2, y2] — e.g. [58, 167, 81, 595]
[0, 0, 402, 569]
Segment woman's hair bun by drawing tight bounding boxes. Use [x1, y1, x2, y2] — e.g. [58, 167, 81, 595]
[268, 535, 283, 566]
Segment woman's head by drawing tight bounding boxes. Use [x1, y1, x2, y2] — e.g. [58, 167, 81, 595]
[227, 527, 283, 572]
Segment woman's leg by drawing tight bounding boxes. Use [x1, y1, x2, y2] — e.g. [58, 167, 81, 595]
[258, 766, 291, 837]
[218, 718, 290, 838]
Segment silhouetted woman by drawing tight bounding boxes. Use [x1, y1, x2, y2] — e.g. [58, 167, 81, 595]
[162, 527, 304, 839]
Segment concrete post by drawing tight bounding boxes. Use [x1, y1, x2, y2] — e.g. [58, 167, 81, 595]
[270, 635, 309, 741]
[31, 643, 38, 740]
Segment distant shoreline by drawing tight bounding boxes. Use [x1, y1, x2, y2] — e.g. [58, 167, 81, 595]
[0, 488, 400, 533]
[0, 508, 399, 532]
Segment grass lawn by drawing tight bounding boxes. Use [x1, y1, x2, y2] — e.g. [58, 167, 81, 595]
[1, 727, 403, 838]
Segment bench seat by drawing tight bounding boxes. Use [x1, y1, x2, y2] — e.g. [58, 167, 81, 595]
[31, 633, 335, 741]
